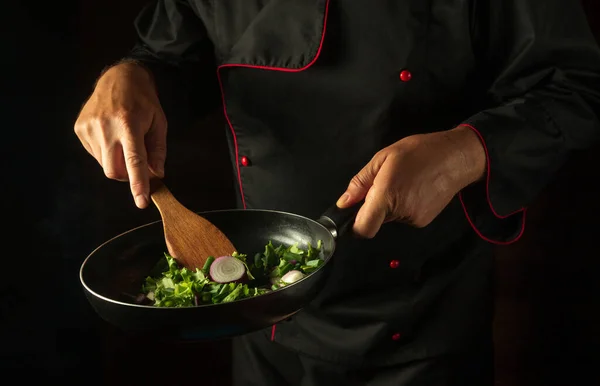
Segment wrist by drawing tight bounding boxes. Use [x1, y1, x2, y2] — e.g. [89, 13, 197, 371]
[445, 125, 487, 188]
[97, 60, 158, 96]
[99, 60, 154, 85]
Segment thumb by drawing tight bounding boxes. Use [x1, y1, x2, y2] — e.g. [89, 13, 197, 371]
[336, 154, 385, 208]
[146, 111, 168, 178]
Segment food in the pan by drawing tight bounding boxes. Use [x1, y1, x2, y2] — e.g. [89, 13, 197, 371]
[139, 240, 325, 307]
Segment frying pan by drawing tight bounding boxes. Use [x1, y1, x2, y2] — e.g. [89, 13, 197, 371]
[79, 205, 357, 341]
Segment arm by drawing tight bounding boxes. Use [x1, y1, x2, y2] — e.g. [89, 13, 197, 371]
[74, 0, 218, 209]
[459, 0, 600, 244]
[120, 0, 219, 127]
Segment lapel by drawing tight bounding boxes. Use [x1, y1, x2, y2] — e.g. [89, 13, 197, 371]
[215, 0, 329, 69]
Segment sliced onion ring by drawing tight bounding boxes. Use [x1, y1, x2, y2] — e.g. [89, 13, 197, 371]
[209, 256, 246, 283]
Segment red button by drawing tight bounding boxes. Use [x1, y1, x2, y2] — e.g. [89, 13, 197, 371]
[241, 156, 250, 167]
[399, 70, 412, 82]
[389, 260, 400, 269]
[392, 333, 401, 341]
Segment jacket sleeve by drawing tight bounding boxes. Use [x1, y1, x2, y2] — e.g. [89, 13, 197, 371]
[458, 0, 600, 245]
[120, 0, 219, 126]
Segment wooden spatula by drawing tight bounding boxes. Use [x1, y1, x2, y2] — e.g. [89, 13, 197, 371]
[149, 178, 236, 270]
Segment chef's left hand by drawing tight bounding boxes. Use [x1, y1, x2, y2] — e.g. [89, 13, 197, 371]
[336, 125, 487, 238]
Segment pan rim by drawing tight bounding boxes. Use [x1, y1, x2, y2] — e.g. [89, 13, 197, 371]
[79, 208, 337, 310]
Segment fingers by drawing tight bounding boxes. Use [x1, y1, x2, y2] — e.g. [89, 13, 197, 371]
[336, 152, 387, 208]
[337, 151, 395, 238]
[101, 142, 128, 181]
[353, 187, 388, 238]
[75, 121, 99, 160]
[145, 111, 167, 178]
[75, 122, 105, 173]
[122, 134, 150, 209]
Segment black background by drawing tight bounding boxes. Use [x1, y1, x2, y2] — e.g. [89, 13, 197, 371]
[3, 1, 600, 385]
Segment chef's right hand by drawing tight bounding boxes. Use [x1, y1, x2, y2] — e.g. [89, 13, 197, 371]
[74, 62, 167, 209]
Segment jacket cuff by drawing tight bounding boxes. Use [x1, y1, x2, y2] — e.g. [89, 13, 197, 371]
[119, 44, 171, 80]
[457, 124, 526, 245]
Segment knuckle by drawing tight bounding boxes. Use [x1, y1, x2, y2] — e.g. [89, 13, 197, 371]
[115, 109, 136, 128]
[74, 118, 94, 137]
[367, 183, 393, 207]
[115, 104, 147, 129]
[73, 119, 84, 134]
[374, 147, 393, 162]
[104, 169, 127, 181]
[374, 148, 388, 159]
[125, 153, 146, 168]
[129, 178, 146, 192]
[91, 116, 112, 129]
[90, 117, 116, 146]
[75, 116, 112, 142]
[364, 185, 380, 203]
[350, 173, 369, 188]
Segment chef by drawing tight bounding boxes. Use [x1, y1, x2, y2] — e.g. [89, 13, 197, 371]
[74, 0, 600, 384]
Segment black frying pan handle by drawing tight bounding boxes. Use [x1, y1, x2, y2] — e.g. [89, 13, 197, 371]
[317, 201, 362, 240]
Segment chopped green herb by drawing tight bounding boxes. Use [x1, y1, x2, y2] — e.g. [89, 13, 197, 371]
[141, 241, 325, 307]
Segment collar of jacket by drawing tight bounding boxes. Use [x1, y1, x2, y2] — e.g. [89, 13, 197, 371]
[218, 0, 329, 69]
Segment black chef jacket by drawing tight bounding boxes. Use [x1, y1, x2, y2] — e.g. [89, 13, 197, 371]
[122, 0, 600, 382]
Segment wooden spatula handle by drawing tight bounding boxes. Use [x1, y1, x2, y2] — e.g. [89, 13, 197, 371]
[150, 178, 184, 219]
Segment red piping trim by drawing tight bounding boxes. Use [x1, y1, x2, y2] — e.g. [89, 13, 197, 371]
[216, 0, 330, 211]
[215, 0, 331, 340]
[459, 123, 525, 219]
[457, 123, 526, 245]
